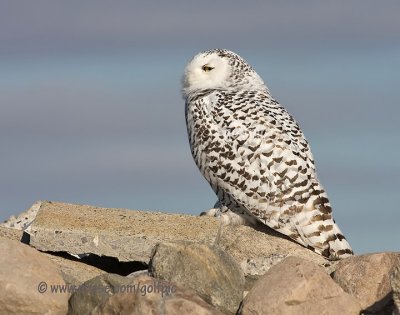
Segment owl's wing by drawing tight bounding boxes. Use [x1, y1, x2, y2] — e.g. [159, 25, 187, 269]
[210, 96, 311, 222]
[207, 93, 352, 258]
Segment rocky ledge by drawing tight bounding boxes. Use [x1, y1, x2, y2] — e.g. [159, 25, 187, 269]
[0, 201, 399, 314]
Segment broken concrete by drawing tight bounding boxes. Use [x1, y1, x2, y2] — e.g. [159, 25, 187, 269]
[28, 201, 331, 278]
[29, 201, 219, 262]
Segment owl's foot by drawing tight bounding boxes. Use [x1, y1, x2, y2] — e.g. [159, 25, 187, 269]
[200, 201, 257, 226]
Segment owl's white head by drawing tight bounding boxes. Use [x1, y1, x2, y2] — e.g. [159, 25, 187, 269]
[182, 49, 267, 99]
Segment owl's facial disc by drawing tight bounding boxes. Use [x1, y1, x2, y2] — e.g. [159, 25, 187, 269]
[182, 52, 230, 98]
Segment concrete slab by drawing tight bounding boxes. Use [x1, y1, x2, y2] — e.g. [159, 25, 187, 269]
[28, 201, 331, 276]
[29, 201, 219, 262]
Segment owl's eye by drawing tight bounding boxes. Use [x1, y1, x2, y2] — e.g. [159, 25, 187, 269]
[202, 65, 214, 72]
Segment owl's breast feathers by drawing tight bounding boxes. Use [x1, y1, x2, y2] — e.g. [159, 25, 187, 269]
[185, 89, 314, 193]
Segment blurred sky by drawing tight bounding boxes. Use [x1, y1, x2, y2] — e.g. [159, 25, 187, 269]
[1, 1, 399, 254]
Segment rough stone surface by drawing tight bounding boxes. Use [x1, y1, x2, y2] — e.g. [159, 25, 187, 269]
[150, 241, 244, 314]
[68, 273, 142, 315]
[92, 274, 223, 315]
[239, 256, 362, 315]
[219, 222, 336, 277]
[0, 226, 23, 241]
[29, 201, 218, 262]
[0, 225, 105, 287]
[392, 266, 400, 315]
[0, 237, 68, 315]
[29, 201, 331, 278]
[333, 252, 400, 312]
[3, 200, 399, 315]
[0, 226, 105, 285]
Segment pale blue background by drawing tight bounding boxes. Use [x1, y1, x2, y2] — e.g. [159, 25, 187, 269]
[1, 1, 399, 254]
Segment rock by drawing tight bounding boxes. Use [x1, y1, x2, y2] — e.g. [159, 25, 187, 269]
[0, 237, 68, 315]
[150, 241, 244, 314]
[70, 272, 222, 314]
[333, 252, 400, 312]
[0, 226, 23, 241]
[68, 273, 143, 315]
[0, 225, 105, 287]
[392, 266, 400, 315]
[29, 201, 331, 279]
[1, 201, 41, 231]
[239, 256, 362, 315]
[92, 274, 223, 315]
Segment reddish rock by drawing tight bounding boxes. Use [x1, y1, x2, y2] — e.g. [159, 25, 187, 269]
[333, 252, 400, 312]
[0, 237, 68, 315]
[239, 256, 361, 315]
[392, 266, 400, 315]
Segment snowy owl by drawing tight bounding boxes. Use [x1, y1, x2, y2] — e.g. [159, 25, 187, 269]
[182, 49, 353, 260]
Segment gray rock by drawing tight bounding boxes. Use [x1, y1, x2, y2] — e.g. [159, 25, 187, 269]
[0, 237, 68, 315]
[28, 201, 331, 279]
[239, 256, 362, 315]
[149, 241, 244, 314]
[239, 254, 286, 277]
[92, 274, 223, 315]
[68, 273, 141, 315]
[333, 252, 400, 313]
[392, 266, 400, 315]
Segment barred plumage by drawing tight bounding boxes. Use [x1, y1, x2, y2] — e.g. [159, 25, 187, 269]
[182, 49, 353, 260]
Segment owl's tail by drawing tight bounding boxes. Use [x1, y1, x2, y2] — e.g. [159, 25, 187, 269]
[290, 192, 354, 260]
